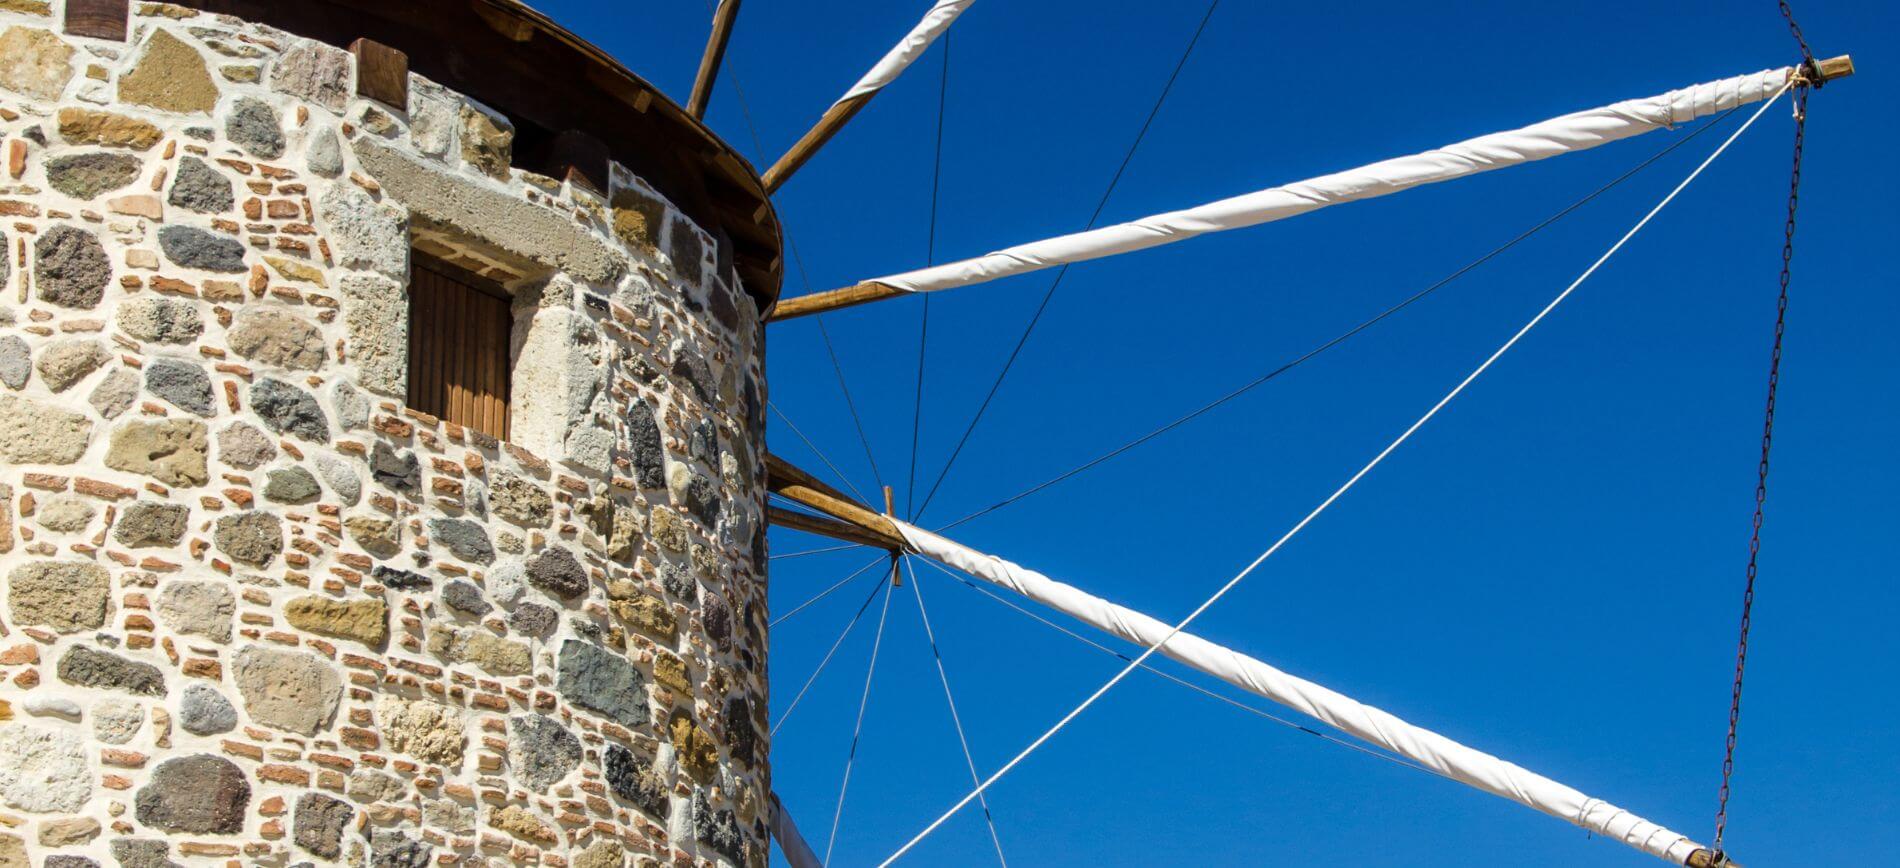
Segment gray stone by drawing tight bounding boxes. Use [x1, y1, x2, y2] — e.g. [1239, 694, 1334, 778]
[110, 840, 176, 868]
[440, 580, 490, 617]
[135, 755, 249, 834]
[104, 419, 208, 486]
[340, 273, 407, 395]
[319, 184, 407, 279]
[667, 215, 705, 286]
[692, 791, 743, 864]
[661, 562, 695, 601]
[88, 368, 140, 418]
[270, 42, 350, 111]
[166, 156, 232, 213]
[527, 546, 587, 598]
[34, 338, 107, 392]
[347, 768, 402, 802]
[370, 830, 431, 868]
[114, 501, 188, 547]
[307, 124, 343, 178]
[369, 442, 420, 494]
[156, 580, 234, 642]
[232, 645, 341, 735]
[603, 744, 667, 818]
[509, 601, 557, 637]
[8, 560, 108, 632]
[689, 418, 719, 466]
[627, 399, 664, 488]
[489, 471, 550, 527]
[45, 152, 142, 200]
[408, 82, 457, 159]
[228, 307, 326, 370]
[57, 645, 165, 696]
[216, 421, 275, 469]
[23, 694, 81, 718]
[315, 453, 360, 504]
[178, 682, 237, 735]
[371, 564, 428, 590]
[293, 792, 353, 859]
[93, 699, 143, 745]
[35, 225, 110, 308]
[726, 694, 757, 766]
[117, 296, 204, 344]
[0, 395, 91, 463]
[332, 381, 369, 430]
[0, 335, 26, 390]
[508, 714, 582, 790]
[144, 357, 212, 415]
[429, 518, 493, 564]
[556, 639, 649, 728]
[157, 224, 247, 273]
[354, 137, 623, 284]
[263, 466, 321, 503]
[671, 343, 713, 402]
[251, 377, 328, 442]
[45, 856, 99, 868]
[0, 725, 90, 812]
[213, 511, 282, 567]
[683, 473, 721, 527]
[225, 97, 284, 159]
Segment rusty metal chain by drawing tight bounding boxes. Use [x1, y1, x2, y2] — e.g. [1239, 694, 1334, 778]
[1711, 74, 1809, 864]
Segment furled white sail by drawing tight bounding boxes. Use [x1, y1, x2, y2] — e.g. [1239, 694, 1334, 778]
[894, 520, 1708, 864]
[871, 65, 1791, 294]
[837, 0, 975, 105]
[769, 791, 824, 868]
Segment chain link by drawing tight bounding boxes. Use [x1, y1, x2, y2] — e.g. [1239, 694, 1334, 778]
[1711, 76, 1808, 864]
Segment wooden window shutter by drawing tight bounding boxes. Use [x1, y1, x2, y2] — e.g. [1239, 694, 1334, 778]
[406, 257, 513, 439]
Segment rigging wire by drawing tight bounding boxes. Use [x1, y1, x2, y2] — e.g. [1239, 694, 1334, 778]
[771, 542, 868, 561]
[907, 32, 953, 520]
[721, 50, 885, 499]
[1712, 61, 1812, 862]
[910, 0, 1223, 522]
[929, 104, 1745, 535]
[912, 555, 1442, 780]
[823, 567, 897, 866]
[773, 576, 889, 737]
[904, 557, 1010, 866]
[880, 81, 1794, 867]
[772, 557, 887, 628]
[771, 400, 875, 507]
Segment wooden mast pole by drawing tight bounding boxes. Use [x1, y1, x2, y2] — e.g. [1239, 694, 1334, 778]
[765, 453, 908, 550]
[765, 55, 1856, 324]
[687, 0, 743, 119]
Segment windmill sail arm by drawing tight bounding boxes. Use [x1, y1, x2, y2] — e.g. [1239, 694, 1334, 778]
[893, 519, 1712, 865]
[873, 65, 1788, 293]
[769, 791, 824, 868]
[838, 0, 974, 105]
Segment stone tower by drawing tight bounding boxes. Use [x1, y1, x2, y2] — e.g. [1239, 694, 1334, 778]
[0, 1, 780, 865]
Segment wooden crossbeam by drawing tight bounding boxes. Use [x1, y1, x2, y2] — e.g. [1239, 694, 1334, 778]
[687, 0, 743, 119]
[760, 95, 874, 195]
[765, 453, 907, 550]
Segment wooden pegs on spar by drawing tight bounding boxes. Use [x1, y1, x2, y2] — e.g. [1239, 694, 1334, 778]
[764, 453, 908, 551]
[883, 485, 902, 586]
[1685, 849, 1744, 868]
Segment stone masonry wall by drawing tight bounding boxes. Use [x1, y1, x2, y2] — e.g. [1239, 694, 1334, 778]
[0, 3, 771, 866]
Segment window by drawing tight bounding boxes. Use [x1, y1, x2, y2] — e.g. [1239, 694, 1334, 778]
[406, 255, 513, 439]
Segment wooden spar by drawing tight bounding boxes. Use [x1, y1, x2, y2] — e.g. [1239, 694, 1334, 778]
[760, 95, 874, 194]
[765, 453, 908, 550]
[765, 55, 1858, 324]
[687, 0, 743, 119]
[766, 506, 902, 551]
[768, 280, 903, 323]
[883, 486, 902, 586]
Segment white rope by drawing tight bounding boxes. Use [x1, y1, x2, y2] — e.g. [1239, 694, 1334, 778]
[773, 577, 888, 737]
[824, 567, 896, 866]
[870, 65, 1792, 296]
[878, 79, 1792, 867]
[904, 558, 1010, 867]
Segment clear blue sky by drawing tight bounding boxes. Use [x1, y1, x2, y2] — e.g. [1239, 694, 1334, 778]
[544, 2, 1896, 864]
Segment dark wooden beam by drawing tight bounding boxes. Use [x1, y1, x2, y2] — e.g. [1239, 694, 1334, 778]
[687, 0, 742, 120]
[350, 37, 409, 110]
[766, 506, 897, 551]
[765, 453, 906, 550]
[64, 0, 128, 41]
